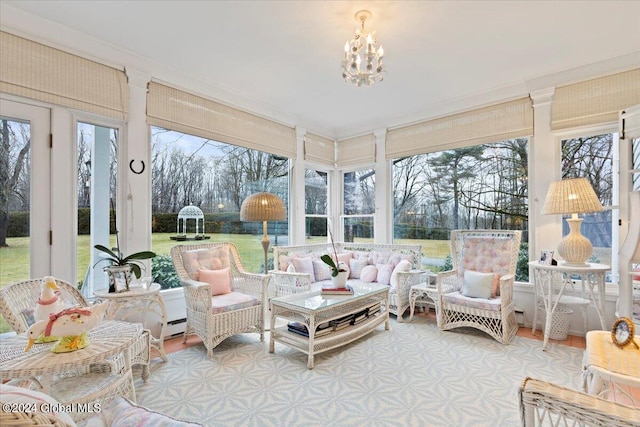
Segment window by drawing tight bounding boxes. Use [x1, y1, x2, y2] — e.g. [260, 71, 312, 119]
[76, 122, 119, 295]
[342, 168, 375, 242]
[561, 132, 619, 282]
[305, 169, 328, 242]
[150, 127, 289, 288]
[392, 139, 529, 279]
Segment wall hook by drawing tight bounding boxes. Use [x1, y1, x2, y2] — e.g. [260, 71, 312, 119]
[129, 159, 145, 174]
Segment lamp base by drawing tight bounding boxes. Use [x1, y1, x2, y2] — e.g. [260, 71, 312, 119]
[557, 217, 593, 266]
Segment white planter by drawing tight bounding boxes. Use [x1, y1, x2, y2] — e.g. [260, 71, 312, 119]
[331, 271, 348, 288]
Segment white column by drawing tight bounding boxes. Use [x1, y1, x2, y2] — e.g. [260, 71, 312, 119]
[291, 127, 306, 245]
[530, 88, 557, 263]
[90, 126, 112, 293]
[373, 128, 390, 243]
[123, 69, 152, 265]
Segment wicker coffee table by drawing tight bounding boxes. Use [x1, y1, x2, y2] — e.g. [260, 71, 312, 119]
[269, 283, 389, 369]
[0, 320, 141, 422]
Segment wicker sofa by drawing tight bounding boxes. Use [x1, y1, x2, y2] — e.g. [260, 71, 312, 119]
[271, 242, 424, 321]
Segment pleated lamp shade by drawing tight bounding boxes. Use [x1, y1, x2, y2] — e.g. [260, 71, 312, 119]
[541, 177, 604, 215]
[240, 192, 286, 222]
[541, 177, 603, 265]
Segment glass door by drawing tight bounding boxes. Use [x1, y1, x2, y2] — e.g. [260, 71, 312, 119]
[0, 99, 51, 285]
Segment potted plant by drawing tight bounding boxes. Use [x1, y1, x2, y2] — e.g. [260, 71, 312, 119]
[320, 229, 349, 287]
[94, 231, 156, 293]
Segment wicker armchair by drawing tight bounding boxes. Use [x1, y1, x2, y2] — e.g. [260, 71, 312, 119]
[0, 277, 151, 382]
[434, 230, 521, 344]
[170, 242, 270, 359]
[519, 377, 640, 426]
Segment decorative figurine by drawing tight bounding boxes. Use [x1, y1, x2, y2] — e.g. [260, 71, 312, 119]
[24, 302, 108, 353]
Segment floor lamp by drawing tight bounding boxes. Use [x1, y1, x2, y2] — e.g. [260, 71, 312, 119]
[240, 192, 286, 274]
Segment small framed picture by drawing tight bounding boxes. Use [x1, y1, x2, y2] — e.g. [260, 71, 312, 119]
[540, 250, 554, 265]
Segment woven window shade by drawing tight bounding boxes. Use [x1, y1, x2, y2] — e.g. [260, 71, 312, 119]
[552, 68, 640, 131]
[337, 133, 375, 168]
[0, 31, 129, 120]
[304, 132, 335, 165]
[147, 81, 296, 158]
[386, 97, 533, 160]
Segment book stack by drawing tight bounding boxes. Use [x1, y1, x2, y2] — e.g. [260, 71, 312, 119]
[287, 321, 332, 338]
[321, 286, 354, 295]
[285, 301, 384, 338]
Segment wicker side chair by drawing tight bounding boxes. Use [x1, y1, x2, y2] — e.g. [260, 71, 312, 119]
[434, 229, 522, 344]
[0, 277, 151, 382]
[519, 377, 640, 426]
[170, 242, 270, 359]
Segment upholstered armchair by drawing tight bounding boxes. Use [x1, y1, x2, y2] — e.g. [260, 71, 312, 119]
[434, 230, 521, 344]
[170, 242, 269, 359]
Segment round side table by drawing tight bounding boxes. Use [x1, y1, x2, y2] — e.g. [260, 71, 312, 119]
[95, 283, 168, 362]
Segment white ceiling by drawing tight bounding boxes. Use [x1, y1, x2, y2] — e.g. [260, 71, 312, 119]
[2, 1, 640, 139]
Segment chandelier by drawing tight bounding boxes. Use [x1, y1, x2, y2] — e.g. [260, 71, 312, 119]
[342, 10, 385, 87]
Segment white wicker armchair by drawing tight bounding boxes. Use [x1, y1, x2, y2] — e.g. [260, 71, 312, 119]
[519, 377, 640, 426]
[170, 242, 270, 359]
[0, 277, 151, 382]
[434, 230, 521, 344]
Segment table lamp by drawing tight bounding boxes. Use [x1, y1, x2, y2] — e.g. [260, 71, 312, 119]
[240, 192, 286, 274]
[541, 177, 603, 266]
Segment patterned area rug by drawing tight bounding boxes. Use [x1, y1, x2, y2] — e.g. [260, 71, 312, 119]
[134, 317, 584, 427]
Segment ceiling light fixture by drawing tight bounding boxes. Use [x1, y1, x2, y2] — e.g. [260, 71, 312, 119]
[342, 10, 384, 87]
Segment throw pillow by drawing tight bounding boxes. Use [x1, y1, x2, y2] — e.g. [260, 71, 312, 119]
[292, 256, 316, 282]
[390, 259, 412, 289]
[360, 265, 378, 283]
[462, 270, 494, 299]
[349, 258, 368, 279]
[286, 263, 296, 273]
[490, 273, 501, 298]
[83, 397, 202, 427]
[198, 267, 232, 296]
[376, 264, 393, 286]
[312, 259, 332, 281]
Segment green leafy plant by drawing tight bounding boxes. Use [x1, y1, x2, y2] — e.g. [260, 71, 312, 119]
[320, 229, 347, 277]
[151, 255, 181, 289]
[93, 230, 156, 279]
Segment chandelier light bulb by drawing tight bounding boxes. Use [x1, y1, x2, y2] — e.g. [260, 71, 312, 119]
[341, 10, 385, 87]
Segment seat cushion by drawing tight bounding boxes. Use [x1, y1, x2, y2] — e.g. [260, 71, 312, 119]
[442, 291, 502, 311]
[181, 246, 230, 280]
[211, 291, 259, 314]
[461, 237, 513, 277]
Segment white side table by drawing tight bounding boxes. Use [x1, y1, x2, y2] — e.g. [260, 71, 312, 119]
[95, 283, 168, 362]
[409, 283, 438, 322]
[582, 330, 640, 406]
[529, 261, 610, 350]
